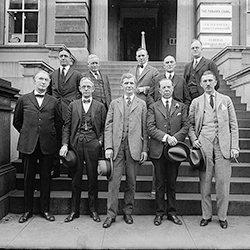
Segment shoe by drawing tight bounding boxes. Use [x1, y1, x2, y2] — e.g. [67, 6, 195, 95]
[200, 218, 212, 227]
[41, 212, 55, 222]
[51, 170, 60, 178]
[102, 217, 115, 228]
[64, 212, 80, 223]
[123, 214, 133, 224]
[167, 215, 182, 225]
[18, 212, 33, 223]
[154, 215, 163, 226]
[219, 220, 228, 229]
[90, 211, 101, 222]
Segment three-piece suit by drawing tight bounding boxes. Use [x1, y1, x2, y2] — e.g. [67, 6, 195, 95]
[104, 95, 148, 218]
[13, 92, 62, 213]
[189, 92, 239, 220]
[147, 98, 189, 217]
[62, 99, 107, 214]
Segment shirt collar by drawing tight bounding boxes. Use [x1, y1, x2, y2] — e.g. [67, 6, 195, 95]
[165, 72, 174, 78]
[162, 96, 172, 106]
[60, 65, 70, 72]
[194, 56, 202, 64]
[82, 96, 93, 103]
[205, 92, 215, 100]
[124, 94, 135, 102]
[91, 70, 100, 76]
[34, 90, 45, 96]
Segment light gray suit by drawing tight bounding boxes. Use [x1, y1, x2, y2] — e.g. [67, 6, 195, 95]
[189, 92, 239, 220]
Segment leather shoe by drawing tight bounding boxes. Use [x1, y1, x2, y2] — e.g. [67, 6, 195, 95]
[64, 212, 80, 223]
[123, 214, 133, 224]
[51, 170, 60, 178]
[219, 220, 228, 229]
[167, 215, 182, 225]
[90, 211, 101, 222]
[200, 218, 212, 227]
[103, 217, 115, 228]
[154, 215, 163, 226]
[19, 212, 33, 223]
[41, 212, 55, 222]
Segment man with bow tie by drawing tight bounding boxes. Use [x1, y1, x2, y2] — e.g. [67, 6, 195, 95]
[82, 54, 111, 110]
[189, 70, 239, 229]
[147, 78, 189, 226]
[129, 47, 159, 102]
[184, 39, 220, 100]
[102, 73, 148, 228]
[60, 77, 107, 223]
[47, 47, 82, 178]
[13, 70, 63, 223]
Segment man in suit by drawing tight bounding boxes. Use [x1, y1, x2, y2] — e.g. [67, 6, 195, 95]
[147, 55, 191, 197]
[82, 54, 111, 110]
[59, 77, 107, 223]
[48, 47, 82, 178]
[189, 70, 239, 229]
[147, 78, 189, 226]
[147, 55, 191, 107]
[129, 47, 159, 102]
[102, 73, 148, 228]
[13, 70, 63, 223]
[184, 39, 220, 100]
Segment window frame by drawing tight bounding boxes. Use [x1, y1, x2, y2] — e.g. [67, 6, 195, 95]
[5, 0, 40, 45]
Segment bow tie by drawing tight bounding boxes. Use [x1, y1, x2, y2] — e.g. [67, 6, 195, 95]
[35, 94, 45, 98]
[139, 64, 144, 68]
[83, 99, 91, 103]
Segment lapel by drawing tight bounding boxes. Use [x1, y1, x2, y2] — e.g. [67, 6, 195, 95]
[169, 99, 179, 117]
[130, 96, 139, 113]
[76, 99, 83, 121]
[196, 94, 206, 133]
[29, 92, 40, 109]
[64, 66, 74, 83]
[195, 57, 205, 72]
[156, 100, 168, 119]
[215, 91, 223, 112]
[39, 94, 50, 110]
[138, 64, 150, 80]
[90, 99, 98, 121]
[171, 75, 178, 88]
[117, 96, 125, 117]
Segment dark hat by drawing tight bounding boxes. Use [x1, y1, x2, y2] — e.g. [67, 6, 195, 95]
[189, 147, 206, 171]
[97, 158, 114, 181]
[61, 147, 78, 170]
[164, 141, 190, 162]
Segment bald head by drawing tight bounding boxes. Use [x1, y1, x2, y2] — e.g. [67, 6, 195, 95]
[163, 55, 176, 72]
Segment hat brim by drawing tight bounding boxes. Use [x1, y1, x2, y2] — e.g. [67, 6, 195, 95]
[61, 146, 79, 170]
[98, 158, 114, 181]
[189, 147, 206, 171]
[164, 141, 190, 162]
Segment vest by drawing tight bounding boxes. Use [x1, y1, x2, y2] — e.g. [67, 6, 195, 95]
[200, 99, 218, 142]
[122, 99, 131, 140]
[78, 105, 96, 142]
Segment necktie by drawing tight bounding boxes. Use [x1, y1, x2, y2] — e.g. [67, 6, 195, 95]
[168, 74, 172, 80]
[166, 100, 170, 115]
[35, 94, 45, 98]
[95, 72, 101, 80]
[210, 95, 214, 109]
[62, 67, 66, 76]
[193, 59, 198, 68]
[139, 64, 143, 68]
[83, 99, 90, 103]
[127, 96, 131, 107]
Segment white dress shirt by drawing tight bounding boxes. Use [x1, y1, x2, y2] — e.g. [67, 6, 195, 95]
[82, 97, 92, 113]
[34, 90, 45, 107]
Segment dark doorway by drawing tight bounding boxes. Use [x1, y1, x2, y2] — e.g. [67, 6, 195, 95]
[120, 18, 158, 61]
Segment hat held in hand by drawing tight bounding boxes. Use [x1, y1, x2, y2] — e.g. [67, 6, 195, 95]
[98, 158, 114, 181]
[164, 141, 190, 162]
[189, 147, 206, 171]
[61, 147, 79, 171]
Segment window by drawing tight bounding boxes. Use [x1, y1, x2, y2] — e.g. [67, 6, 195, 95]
[6, 0, 39, 44]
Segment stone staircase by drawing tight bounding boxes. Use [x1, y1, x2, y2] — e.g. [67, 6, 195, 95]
[10, 62, 250, 216]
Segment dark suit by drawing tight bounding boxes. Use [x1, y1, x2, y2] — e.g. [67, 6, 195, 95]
[129, 64, 159, 101]
[147, 99, 189, 216]
[13, 92, 62, 213]
[48, 67, 82, 121]
[62, 99, 107, 213]
[184, 57, 220, 99]
[82, 70, 111, 109]
[147, 74, 191, 107]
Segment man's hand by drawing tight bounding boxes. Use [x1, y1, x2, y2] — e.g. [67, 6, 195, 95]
[231, 148, 239, 159]
[167, 136, 177, 146]
[59, 145, 68, 158]
[139, 152, 148, 164]
[105, 149, 114, 159]
[193, 139, 201, 149]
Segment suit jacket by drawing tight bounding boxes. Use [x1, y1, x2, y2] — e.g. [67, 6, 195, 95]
[13, 92, 63, 155]
[184, 56, 220, 95]
[82, 70, 112, 107]
[104, 96, 148, 161]
[147, 99, 189, 159]
[188, 92, 239, 159]
[147, 73, 191, 107]
[48, 67, 82, 121]
[61, 99, 107, 149]
[129, 64, 159, 101]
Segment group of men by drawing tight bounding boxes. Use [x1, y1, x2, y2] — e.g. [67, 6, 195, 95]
[13, 39, 239, 230]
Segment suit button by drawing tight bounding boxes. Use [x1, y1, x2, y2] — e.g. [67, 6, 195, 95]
[164, 125, 166, 127]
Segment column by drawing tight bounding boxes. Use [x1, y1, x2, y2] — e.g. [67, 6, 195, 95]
[90, 0, 108, 60]
[176, 0, 195, 62]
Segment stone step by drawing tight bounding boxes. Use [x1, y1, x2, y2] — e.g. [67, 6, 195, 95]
[9, 190, 250, 216]
[14, 173, 250, 195]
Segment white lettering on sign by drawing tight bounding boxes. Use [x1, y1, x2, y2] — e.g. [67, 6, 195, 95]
[200, 5, 232, 18]
[200, 20, 232, 33]
[199, 35, 232, 48]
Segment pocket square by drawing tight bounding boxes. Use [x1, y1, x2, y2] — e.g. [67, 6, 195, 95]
[177, 112, 181, 116]
[221, 104, 227, 111]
